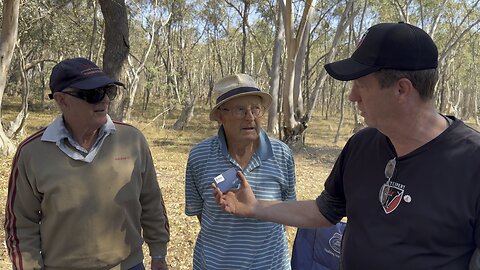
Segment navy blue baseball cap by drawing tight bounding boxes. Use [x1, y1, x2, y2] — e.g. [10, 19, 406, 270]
[324, 22, 438, 81]
[49, 57, 124, 98]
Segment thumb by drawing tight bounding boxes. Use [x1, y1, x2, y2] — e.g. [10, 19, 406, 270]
[236, 171, 249, 188]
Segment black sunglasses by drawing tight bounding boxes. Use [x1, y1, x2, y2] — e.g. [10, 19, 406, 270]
[49, 85, 118, 104]
[379, 158, 396, 207]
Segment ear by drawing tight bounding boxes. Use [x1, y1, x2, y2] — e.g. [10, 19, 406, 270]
[53, 93, 68, 110]
[212, 109, 224, 123]
[396, 78, 415, 102]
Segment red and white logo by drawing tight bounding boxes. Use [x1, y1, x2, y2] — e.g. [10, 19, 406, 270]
[379, 181, 405, 214]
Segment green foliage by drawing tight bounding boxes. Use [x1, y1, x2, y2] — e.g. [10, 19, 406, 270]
[3, 0, 480, 124]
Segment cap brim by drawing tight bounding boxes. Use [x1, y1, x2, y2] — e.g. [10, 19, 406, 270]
[70, 75, 124, 90]
[209, 92, 272, 121]
[324, 58, 381, 81]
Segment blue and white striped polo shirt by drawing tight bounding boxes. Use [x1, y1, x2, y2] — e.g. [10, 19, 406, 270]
[185, 126, 296, 270]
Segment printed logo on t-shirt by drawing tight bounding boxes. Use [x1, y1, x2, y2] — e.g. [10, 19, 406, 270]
[379, 181, 405, 214]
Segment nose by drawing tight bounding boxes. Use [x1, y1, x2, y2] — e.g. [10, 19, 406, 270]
[348, 86, 358, 102]
[244, 108, 255, 120]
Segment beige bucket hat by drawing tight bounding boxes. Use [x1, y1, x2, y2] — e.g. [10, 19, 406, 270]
[210, 74, 273, 121]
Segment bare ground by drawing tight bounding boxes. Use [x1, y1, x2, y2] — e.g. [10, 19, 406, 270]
[0, 106, 350, 269]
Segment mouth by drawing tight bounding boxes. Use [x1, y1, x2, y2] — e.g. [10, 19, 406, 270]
[242, 127, 256, 131]
[93, 108, 107, 113]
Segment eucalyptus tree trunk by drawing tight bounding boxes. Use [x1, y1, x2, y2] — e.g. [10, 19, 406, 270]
[293, 16, 309, 119]
[267, 4, 284, 134]
[6, 45, 29, 139]
[435, 0, 480, 104]
[225, 0, 251, 74]
[173, 94, 196, 130]
[278, 0, 355, 147]
[473, 39, 479, 126]
[88, 0, 99, 61]
[99, 0, 130, 121]
[305, 0, 355, 123]
[279, 0, 315, 147]
[334, 82, 347, 144]
[240, 1, 250, 73]
[0, 0, 20, 155]
[124, 1, 159, 121]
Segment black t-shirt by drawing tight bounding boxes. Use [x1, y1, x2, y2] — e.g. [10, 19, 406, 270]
[317, 117, 480, 269]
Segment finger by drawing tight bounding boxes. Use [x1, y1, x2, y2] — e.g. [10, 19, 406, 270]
[211, 183, 221, 196]
[236, 171, 249, 188]
[211, 183, 220, 195]
[212, 188, 223, 204]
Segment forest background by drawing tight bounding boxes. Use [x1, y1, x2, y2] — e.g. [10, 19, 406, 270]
[0, 0, 479, 269]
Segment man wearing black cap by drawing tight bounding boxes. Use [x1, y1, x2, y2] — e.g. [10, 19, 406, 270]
[213, 22, 480, 269]
[4, 58, 170, 270]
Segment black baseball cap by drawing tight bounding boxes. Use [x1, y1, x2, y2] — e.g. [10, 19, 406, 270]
[324, 22, 438, 81]
[49, 57, 124, 98]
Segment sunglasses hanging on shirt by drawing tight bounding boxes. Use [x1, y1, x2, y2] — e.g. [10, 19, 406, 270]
[379, 158, 396, 207]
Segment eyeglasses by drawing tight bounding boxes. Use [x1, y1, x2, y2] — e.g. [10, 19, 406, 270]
[379, 158, 396, 207]
[219, 105, 265, 119]
[61, 85, 117, 104]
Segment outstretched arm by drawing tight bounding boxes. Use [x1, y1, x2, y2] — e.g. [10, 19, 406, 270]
[212, 171, 333, 228]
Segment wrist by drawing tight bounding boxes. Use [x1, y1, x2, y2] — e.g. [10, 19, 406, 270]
[251, 200, 261, 219]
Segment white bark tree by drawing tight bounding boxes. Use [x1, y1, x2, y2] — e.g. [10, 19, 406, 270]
[279, 0, 315, 145]
[0, 0, 20, 155]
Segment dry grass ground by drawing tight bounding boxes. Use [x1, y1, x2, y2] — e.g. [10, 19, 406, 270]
[0, 99, 377, 269]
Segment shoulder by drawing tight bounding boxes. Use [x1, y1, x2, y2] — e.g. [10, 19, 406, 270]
[11, 128, 47, 165]
[188, 136, 219, 161]
[187, 136, 219, 168]
[448, 119, 480, 149]
[113, 121, 142, 133]
[452, 118, 480, 136]
[190, 136, 218, 152]
[268, 137, 293, 154]
[16, 128, 46, 153]
[349, 127, 381, 141]
[112, 121, 147, 140]
[340, 127, 386, 157]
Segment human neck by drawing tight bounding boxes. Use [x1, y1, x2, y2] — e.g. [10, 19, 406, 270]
[64, 120, 100, 151]
[228, 140, 259, 169]
[385, 110, 449, 157]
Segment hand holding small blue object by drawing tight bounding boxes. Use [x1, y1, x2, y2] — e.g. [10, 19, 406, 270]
[214, 168, 240, 193]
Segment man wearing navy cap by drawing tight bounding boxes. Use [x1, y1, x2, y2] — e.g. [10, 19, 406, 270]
[213, 22, 480, 269]
[5, 58, 170, 270]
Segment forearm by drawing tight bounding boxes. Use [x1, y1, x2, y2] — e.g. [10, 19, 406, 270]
[5, 157, 43, 268]
[252, 200, 333, 228]
[141, 160, 170, 257]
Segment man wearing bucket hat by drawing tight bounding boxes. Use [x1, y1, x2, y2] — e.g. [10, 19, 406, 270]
[5, 57, 170, 270]
[213, 22, 480, 269]
[185, 74, 296, 269]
